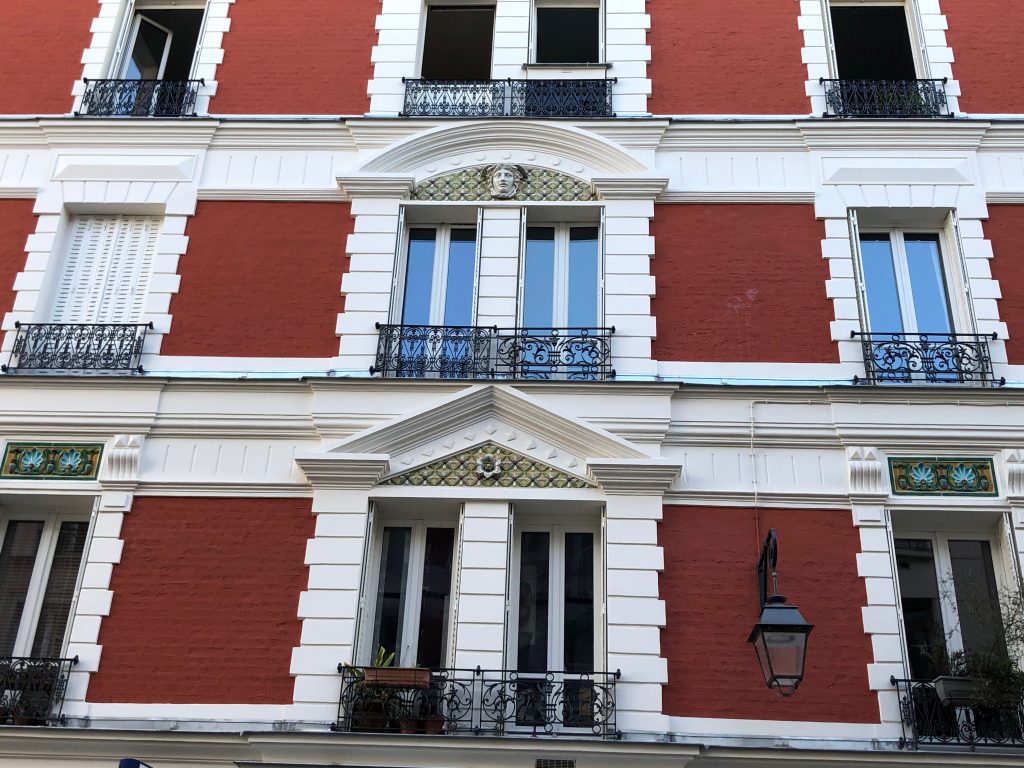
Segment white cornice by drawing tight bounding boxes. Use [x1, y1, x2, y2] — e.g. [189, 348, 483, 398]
[207, 120, 355, 150]
[0, 187, 38, 199]
[798, 120, 991, 151]
[198, 188, 346, 202]
[293, 452, 390, 490]
[37, 119, 220, 148]
[593, 176, 669, 199]
[588, 457, 681, 494]
[658, 191, 816, 204]
[336, 174, 415, 199]
[660, 122, 807, 151]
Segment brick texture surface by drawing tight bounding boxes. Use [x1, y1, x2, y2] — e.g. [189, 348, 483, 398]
[650, 204, 837, 363]
[648, 0, 808, 115]
[212, 0, 378, 114]
[162, 201, 350, 358]
[0, 1, 94, 115]
[942, 1, 1024, 114]
[0, 199, 35, 319]
[87, 497, 313, 704]
[660, 506, 878, 722]
[985, 205, 1024, 363]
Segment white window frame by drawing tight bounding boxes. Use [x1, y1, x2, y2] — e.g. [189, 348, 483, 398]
[823, 0, 929, 80]
[110, 0, 209, 81]
[359, 516, 460, 668]
[0, 514, 90, 658]
[894, 530, 1012, 667]
[530, 0, 605, 65]
[508, 516, 604, 676]
[392, 221, 481, 326]
[518, 221, 604, 329]
[416, 3, 497, 80]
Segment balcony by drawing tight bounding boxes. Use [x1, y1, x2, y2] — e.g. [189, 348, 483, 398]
[3, 322, 151, 374]
[892, 677, 1024, 750]
[853, 332, 1003, 386]
[333, 666, 620, 738]
[77, 78, 203, 117]
[0, 656, 77, 726]
[402, 78, 615, 118]
[821, 78, 950, 117]
[371, 324, 615, 381]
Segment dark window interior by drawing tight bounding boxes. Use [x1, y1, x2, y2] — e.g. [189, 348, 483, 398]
[830, 5, 917, 80]
[536, 7, 600, 64]
[421, 6, 495, 80]
[139, 9, 204, 80]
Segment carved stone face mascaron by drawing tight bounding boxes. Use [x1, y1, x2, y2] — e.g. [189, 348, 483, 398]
[487, 164, 521, 199]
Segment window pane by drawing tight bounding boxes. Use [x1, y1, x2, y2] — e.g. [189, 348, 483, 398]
[422, 6, 495, 79]
[0, 521, 44, 656]
[443, 229, 477, 326]
[523, 228, 556, 328]
[861, 235, 904, 332]
[904, 235, 953, 334]
[402, 229, 437, 325]
[372, 527, 411, 663]
[949, 540, 1007, 664]
[517, 532, 550, 673]
[830, 6, 917, 80]
[31, 521, 89, 658]
[563, 532, 594, 674]
[416, 527, 455, 669]
[567, 228, 599, 328]
[894, 539, 945, 679]
[536, 8, 600, 64]
[125, 18, 170, 80]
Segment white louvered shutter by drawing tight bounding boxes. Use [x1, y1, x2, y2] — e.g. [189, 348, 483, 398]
[51, 215, 159, 323]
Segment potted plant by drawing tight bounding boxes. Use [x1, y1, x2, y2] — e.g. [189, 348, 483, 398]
[342, 647, 432, 733]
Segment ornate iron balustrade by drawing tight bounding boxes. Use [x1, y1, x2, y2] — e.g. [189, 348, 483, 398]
[371, 324, 615, 381]
[0, 656, 78, 726]
[77, 78, 203, 117]
[853, 332, 1002, 386]
[892, 677, 1024, 750]
[821, 78, 950, 117]
[402, 79, 615, 118]
[3, 322, 152, 374]
[333, 666, 620, 739]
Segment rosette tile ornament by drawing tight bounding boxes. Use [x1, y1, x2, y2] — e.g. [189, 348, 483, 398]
[476, 452, 503, 480]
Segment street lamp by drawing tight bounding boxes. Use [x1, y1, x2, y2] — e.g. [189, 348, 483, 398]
[747, 529, 814, 697]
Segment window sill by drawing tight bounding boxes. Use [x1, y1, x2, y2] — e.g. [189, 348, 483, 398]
[521, 62, 612, 77]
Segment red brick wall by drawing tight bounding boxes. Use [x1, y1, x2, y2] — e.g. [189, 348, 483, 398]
[0, 199, 35, 318]
[943, 1, 1024, 114]
[162, 201, 350, 358]
[650, 204, 837, 363]
[985, 205, 1024, 363]
[660, 506, 877, 722]
[648, 1, 808, 115]
[0, 1, 93, 115]
[88, 497, 313, 704]
[212, 0, 378, 114]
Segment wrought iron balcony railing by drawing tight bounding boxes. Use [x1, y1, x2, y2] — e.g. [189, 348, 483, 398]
[892, 677, 1024, 750]
[853, 331, 1003, 386]
[77, 78, 203, 117]
[821, 78, 950, 118]
[402, 78, 615, 118]
[333, 666, 620, 739]
[3, 322, 152, 374]
[0, 656, 78, 726]
[371, 324, 615, 381]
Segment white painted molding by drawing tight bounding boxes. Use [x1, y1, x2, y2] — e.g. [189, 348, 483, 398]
[588, 458, 682, 494]
[593, 176, 669, 200]
[293, 453, 390, 490]
[1005, 449, 1024, 500]
[336, 175, 415, 200]
[847, 446, 887, 499]
[98, 434, 145, 488]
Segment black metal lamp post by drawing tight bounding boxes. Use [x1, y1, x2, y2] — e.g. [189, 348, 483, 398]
[747, 529, 814, 697]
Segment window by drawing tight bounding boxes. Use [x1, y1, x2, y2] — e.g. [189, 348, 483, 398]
[49, 215, 160, 324]
[116, 2, 205, 81]
[534, 1, 601, 64]
[829, 3, 918, 80]
[368, 523, 457, 668]
[522, 225, 600, 330]
[401, 226, 478, 327]
[421, 6, 495, 80]
[1, 518, 89, 658]
[895, 535, 1008, 680]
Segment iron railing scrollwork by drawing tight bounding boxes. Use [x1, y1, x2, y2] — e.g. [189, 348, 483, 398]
[892, 677, 1024, 749]
[333, 666, 620, 739]
[402, 79, 615, 118]
[853, 331, 1003, 386]
[371, 324, 615, 381]
[3, 322, 152, 374]
[78, 79, 203, 117]
[821, 78, 950, 118]
[0, 656, 78, 726]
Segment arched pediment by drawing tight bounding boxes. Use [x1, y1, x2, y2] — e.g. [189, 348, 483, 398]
[412, 165, 596, 202]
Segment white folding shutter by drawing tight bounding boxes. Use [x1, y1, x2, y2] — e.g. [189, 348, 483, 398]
[945, 211, 980, 334]
[51, 215, 159, 324]
[847, 209, 869, 330]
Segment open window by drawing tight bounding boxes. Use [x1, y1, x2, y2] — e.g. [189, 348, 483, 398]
[421, 6, 495, 80]
[533, 1, 602, 64]
[116, 2, 205, 82]
[829, 3, 918, 81]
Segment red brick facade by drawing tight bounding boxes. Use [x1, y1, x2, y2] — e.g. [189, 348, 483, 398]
[0, 199, 35, 319]
[88, 497, 313, 705]
[943, 1, 1024, 114]
[985, 205, 1024, 364]
[650, 204, 837, 364]
[659, 505, 878, 723]
[162, 201, 350, 358]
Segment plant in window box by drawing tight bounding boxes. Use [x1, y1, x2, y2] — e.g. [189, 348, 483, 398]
[343, 647, 432, 733]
